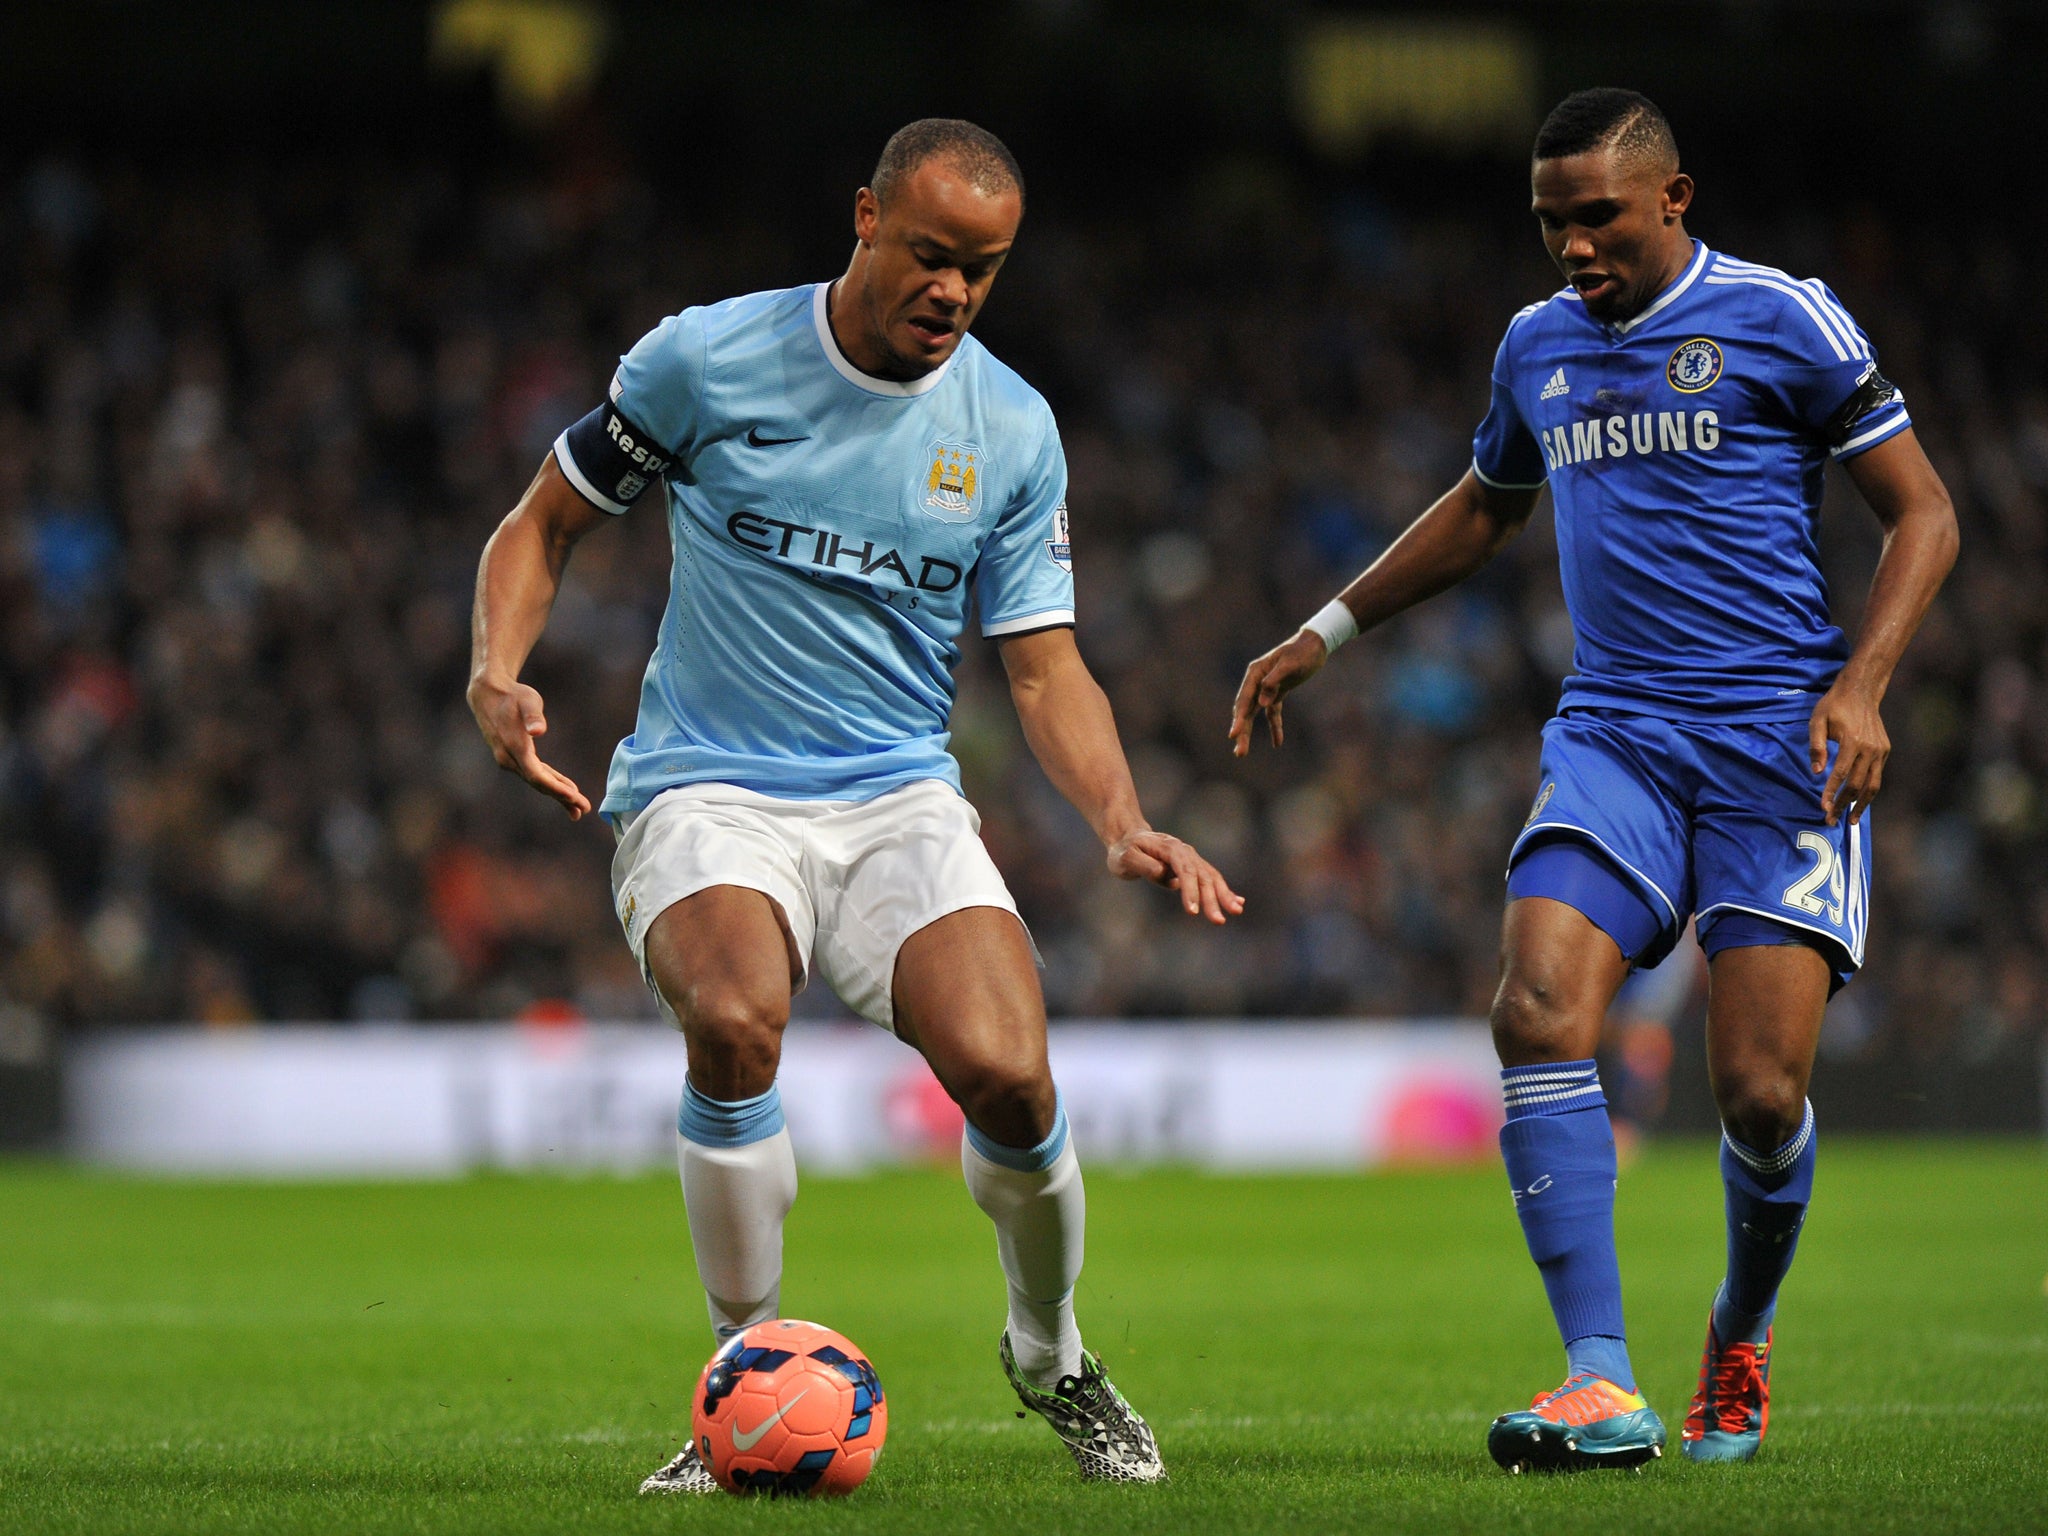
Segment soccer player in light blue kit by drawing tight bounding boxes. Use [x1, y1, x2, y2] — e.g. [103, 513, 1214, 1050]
[1232, 91, 1957, 1471]
[469, 121, 1241, 1492]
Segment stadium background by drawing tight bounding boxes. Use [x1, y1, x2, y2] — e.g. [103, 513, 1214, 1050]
[1, 0, 2045, 1149]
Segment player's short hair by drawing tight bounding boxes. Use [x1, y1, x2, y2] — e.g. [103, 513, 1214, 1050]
[871, 119, 1025, 210]
[1533, 89, 1679, 172]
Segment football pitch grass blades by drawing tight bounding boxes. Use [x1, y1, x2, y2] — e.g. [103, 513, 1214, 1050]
[2, 1141, 2043, 1534]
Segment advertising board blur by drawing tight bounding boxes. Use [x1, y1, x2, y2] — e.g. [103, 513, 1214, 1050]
[66, 1022, 1504, 1176]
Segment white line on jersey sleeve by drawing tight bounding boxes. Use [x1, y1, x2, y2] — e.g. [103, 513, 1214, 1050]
[1709, 258, 1869, 360]
[1799, 279, 1870, 359]
[1703, 274, 1850, 362]
[1831, 410, 1912, 458]
[982, 607, 1077, 638]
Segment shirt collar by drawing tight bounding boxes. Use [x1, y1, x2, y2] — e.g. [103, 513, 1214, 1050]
[1604, 240, 1709, 337]
[811, 282, 957, 398]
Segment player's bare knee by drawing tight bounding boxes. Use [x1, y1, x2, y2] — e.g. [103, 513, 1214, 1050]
[678, 985, 788, 1099]
[1490, 972, 1585, 1063]
[945, 1049, 1055, 1146]
[1716, 1070, 1804, 1151]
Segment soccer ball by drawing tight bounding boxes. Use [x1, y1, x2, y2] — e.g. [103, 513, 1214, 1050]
[691, 1319, 887, 1496]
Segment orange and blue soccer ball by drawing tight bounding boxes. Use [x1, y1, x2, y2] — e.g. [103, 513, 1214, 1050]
[691, 1319, 887, 1496]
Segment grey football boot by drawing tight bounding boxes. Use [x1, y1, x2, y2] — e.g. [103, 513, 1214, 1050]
[638, 1438, 718, 1495]
[1000, 1332, 1166, 1483]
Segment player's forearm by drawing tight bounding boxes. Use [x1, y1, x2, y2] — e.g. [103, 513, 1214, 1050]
[1329, 472, 1532, 635]
[470, 510, 565, 694]
[1006, 646, 1148, 848]
[1836, 497, 1958, 699]
[468, 462, 593, 695]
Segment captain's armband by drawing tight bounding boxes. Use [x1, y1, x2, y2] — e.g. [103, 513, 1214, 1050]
[1822, 363, 1903, 448]
[554, 403, 675, 515]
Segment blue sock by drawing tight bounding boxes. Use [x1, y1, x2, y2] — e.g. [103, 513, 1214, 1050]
[1714, 1101, 1816, 1344]
[1500, 1060, 1635, 1393]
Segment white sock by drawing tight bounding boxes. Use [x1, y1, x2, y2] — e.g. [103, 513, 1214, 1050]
[961, 1104, 1085, 1386]
[675, 1082, 798, 1339]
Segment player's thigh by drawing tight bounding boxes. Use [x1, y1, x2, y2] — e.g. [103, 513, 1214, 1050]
[894, 905, 1054, 1141]
[1494, 894, 1635, 1066]
[1494, 713, 1690, 1064]
[611, 788, 812, 1092]
[808, 781, 1051, 1138]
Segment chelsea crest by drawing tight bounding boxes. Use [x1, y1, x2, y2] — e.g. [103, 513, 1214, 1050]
[1666, 338, 1723, 393]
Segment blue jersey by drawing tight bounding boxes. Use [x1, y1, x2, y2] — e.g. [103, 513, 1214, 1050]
[553, 284, 1075, 815]
[1472, 241, 1910, 721]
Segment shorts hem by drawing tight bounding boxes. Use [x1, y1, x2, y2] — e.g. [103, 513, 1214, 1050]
[625, 876, 813, 1007]
[1694, 900, 1861, 974]
[1509, 820, 1681, 929]
[847, 896, 1030, 1035]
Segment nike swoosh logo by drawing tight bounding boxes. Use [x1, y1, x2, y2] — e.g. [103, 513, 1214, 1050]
[731, 1388, 806, 1451]
[746, 427, 808, 447]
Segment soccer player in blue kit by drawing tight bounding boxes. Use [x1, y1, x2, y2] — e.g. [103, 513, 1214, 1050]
[1231, 90, 1957, 1470]
[469, 120, 1241, 1491]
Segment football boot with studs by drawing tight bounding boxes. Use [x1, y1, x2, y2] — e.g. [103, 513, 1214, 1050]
[1488, 1371, 1667, 1474]
[1000, 1332, 1166, 1483]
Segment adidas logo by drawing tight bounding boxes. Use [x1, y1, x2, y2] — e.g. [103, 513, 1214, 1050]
[1539, 368, 1570, 400]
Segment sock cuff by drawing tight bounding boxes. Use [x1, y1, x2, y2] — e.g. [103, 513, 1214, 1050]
[1723, 1099, 1815, 1176]
[964, 1091, 1069, 1173]
[1501, 1059, 1607, 1120]
[678, 1079, 786, 1148]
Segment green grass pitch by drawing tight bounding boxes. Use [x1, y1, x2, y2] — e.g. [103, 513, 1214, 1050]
[2, 1142, 2043, 1534]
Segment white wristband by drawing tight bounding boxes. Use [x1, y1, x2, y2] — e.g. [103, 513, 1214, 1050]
[1300, 598, 1358, 654]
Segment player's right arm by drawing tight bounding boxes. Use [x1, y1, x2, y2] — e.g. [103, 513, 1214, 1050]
[467, 456, 612, 819]
[468, 310, 705, 818]
[1228, 470, 1539, 755]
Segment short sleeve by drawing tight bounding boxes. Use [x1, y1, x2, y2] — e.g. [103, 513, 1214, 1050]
[552, 310, 707, 514]
[1471, 327, 1548, 489]
[1764, 282, 1910, 459]
[974, 415, 1076, 638]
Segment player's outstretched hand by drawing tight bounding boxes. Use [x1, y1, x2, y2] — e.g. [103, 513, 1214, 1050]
[1107, 829, 1246, 925]
[468, 674, 593, 821]
[1228, 630, 1329, 757]
[1809, 675, 1888, 825]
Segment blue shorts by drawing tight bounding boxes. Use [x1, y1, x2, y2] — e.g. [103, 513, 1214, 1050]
[1507, 710, 1869, 987]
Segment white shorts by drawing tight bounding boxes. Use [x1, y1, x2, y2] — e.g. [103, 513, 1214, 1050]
[610, 779, 1024, 1031]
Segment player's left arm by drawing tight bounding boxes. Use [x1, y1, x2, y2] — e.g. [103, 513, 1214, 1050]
[1814, 427, 1959, 825]
[999, 626, 1245, 925]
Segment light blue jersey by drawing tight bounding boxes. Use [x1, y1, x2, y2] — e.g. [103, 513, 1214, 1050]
[553, 283, 1075, 815]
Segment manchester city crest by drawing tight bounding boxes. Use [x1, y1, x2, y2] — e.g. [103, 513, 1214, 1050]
[921, 441, 982, 522]
[1666, 337, 1723, 393]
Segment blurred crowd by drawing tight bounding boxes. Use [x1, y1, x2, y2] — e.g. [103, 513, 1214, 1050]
[1, 146, 2042, 1069]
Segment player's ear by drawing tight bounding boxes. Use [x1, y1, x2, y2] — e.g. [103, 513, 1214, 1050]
[1663, 171, 1694, 223]
[853, 186, 881, 248]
